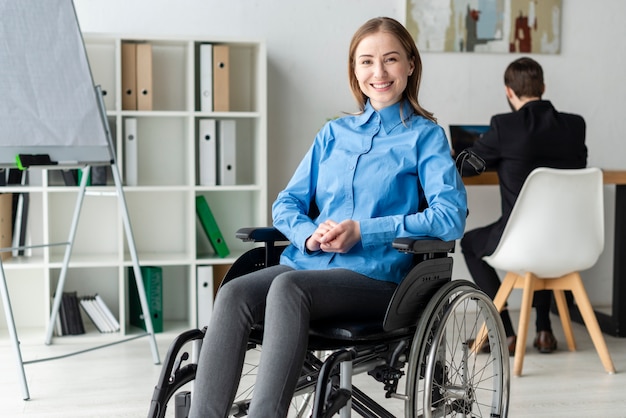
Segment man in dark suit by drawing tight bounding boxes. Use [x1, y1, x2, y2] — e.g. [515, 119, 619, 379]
[461, 57, 587, 354]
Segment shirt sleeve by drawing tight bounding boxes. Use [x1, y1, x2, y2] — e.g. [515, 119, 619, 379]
[271, 130, 325, 253]
[467, 116, 502, 167]
[359, 125, 467, 245]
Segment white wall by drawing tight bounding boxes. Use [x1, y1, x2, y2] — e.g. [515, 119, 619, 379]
[74, 0, 626, 307]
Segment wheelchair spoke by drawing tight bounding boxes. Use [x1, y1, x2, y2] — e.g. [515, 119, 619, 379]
[405, 282, 509, 418]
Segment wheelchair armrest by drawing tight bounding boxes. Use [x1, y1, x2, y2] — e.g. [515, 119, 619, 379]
[392, 237, 455, 255]
[236, 229, 454, 254]
[236, 227, 287, 243]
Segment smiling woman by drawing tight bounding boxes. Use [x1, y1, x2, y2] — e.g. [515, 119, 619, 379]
[352, 32, 414, 110]
[188, 16, 467, 418]
[347, 16, 435, 123]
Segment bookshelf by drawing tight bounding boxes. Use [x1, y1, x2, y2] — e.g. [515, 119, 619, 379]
[0, 34, 267, 335]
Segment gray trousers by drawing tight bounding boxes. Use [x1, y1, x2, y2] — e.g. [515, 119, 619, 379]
[188, 265, 397, 418]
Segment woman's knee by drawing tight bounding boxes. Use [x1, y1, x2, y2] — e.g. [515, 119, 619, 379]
[266, 271, 310, 305]
[212, 278, 258, 320]
[213, 279, 240, 305]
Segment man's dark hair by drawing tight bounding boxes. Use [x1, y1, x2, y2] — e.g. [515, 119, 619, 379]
[504, 57, 544, 98]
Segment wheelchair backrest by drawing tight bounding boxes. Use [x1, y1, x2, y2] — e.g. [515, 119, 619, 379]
[382, 256, 453, 331]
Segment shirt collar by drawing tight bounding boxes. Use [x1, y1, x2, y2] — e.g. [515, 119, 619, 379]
[355, 100, 413, 133]
[519, 99, 553, 111]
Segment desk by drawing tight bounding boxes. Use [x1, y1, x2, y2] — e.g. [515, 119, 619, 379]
[464, 170, 626, 337]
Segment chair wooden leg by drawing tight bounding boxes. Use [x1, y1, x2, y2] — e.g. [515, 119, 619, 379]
[471, 272, 518, 354]
[514, 272, 536, 376]
[569, 273, 616, 374]
[552, 289, 576, 351]
[492, 272, 518, 312]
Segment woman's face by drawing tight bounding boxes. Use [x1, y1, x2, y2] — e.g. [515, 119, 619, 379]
[353, 31, 414, 111]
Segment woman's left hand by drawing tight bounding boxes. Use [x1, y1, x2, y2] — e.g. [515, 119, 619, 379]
[318, 220, 361, 253]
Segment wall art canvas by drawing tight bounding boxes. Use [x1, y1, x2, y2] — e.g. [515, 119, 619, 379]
[406, 0, 562, 54]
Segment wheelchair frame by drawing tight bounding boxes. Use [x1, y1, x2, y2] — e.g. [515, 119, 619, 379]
[148, 228, 510, 418]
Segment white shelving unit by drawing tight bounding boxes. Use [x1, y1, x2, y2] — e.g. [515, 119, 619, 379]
[0, 34, 267, 335]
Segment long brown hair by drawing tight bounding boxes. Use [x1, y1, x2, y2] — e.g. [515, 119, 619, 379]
[348, 17, 435, 123]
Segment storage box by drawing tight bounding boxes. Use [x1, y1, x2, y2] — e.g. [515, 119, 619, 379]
[0, 193, 13, 261]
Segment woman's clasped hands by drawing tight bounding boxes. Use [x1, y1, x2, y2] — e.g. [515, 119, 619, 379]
[305, 219, 361, 254]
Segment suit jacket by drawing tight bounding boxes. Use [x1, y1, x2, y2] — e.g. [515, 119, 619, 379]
[465, 99, 587, 251]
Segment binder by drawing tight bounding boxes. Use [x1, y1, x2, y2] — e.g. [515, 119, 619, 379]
[198, 119, 217, 186]
[91, 166, 108, 186]
[128, 266, 163, 333]
[195, 195, 230, 258]
[196, 265, 214, 328]
[136, 42, 153, 111]
[0, 193, 12, 261]
[73, 167, 108, 187]
[212, 45, 230, 111]
[9, 170, 29, 257]
[217, 119, 236, 186]
[198, 43, 213, 112]
[61, 169, 79, 186]
[58, 293, 71, 335]
[68, 292, 85, 335]
[121, 42, 137, 110]
[124, 118, 138, 186]
[76, 169, 91, 186]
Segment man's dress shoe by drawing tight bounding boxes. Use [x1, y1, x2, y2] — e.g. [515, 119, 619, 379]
[534, 330, 558, 353]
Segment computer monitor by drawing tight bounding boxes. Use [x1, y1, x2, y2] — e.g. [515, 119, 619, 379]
[449, 125, 490, 157]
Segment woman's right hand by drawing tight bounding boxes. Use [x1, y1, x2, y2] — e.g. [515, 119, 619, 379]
[305, 220, 335, 253]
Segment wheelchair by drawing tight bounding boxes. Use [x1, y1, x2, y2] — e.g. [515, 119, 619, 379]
[148, 227, 510, 418]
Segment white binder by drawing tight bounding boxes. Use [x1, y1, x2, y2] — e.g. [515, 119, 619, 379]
[196, 265, 214, 328]
[198, 119, 217, 186]
[199, 43, 213, 112]
[217, 119, 236, 186]
[124, 118, 138, 186]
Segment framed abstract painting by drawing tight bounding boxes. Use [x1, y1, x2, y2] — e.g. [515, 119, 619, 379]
[406, 0, 562, 54]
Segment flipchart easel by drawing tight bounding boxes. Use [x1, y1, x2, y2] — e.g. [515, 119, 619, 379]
[0, 0, 160, 400]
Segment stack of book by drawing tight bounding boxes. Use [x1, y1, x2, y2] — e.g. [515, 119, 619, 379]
[54, 292, 120, 335]
[54, 291, 85, 336]
[79, 294, 121, 333]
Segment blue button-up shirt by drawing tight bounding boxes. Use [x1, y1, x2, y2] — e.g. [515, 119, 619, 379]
[272, 100, 467, 283]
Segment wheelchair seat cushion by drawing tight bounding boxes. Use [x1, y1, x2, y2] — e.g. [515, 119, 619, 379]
[308, 319, 412, 346]
[249, 320, 412, 351]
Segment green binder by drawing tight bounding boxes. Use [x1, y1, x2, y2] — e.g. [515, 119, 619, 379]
[195, 195, 230, 258]
[128, 266, 163, 333]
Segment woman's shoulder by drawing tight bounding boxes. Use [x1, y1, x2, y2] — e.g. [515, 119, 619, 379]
[406, 113, 445, 135]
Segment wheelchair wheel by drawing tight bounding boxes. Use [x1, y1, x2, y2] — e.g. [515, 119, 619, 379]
[149, 338, 319, 417]
[230, 345, 320, 417]
[405, 280, 510, 418]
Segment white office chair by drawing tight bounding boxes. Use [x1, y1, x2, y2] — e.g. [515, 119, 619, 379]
[483, 167, 615, 376]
